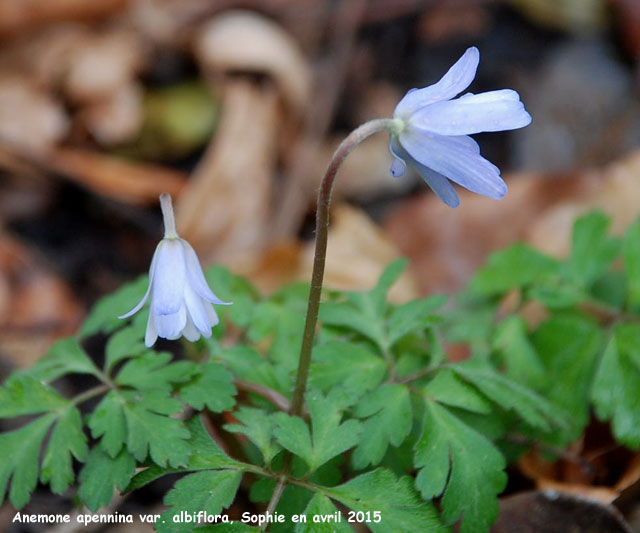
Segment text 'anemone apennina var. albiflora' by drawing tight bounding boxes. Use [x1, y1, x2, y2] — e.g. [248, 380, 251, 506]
[388, 46, 532, 207]
[118, 193, 230, 347]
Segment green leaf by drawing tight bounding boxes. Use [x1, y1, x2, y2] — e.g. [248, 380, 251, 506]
[624, 217, 640, 306]
[423, 370, 492, 414]
[88, 391, 127, 457]
[319, 301, 386, 351]
[352, 384, 412, 469]
[528, 284, 582, 309]
[387, 296, 445, 348]
[415, 400, 506, 533]
[78, 447, 136, 511]
[211, 345, 281, 392]
[325, 469, 446, 533]
[89, 390, 191, 466]
[0, 414, 56, 508]
[81, 275, 149, 337]
[568, 211, 619, 287]
[115, 351, 197, 392]
[531, 313, 603, 442]
[196, 525, 259, 532]
[25, 337, 101, 381]
[318, 260, 409, 352]
[248, 297, 306, 370]
[592, 324, 640, 448]
[180, 363, 236, 412]
[128, 417, 247, 491]
[297, 493, 352, 533]
[272, 414, 313, 469]
[41, 406, 88, 494]
[157, 470, 242, 533]
[309, 341, 386, 396]
[472, 243, 559, 295]
[124, 394, 190, 466]
[493, 315, 545, 388]
[105, 326, 148, 372]
[453, 360, 563, 432]
[224, 408, 281, 466]
[205, 264, 261, 329]
[0, 375, 68, 417]
[274, 390, 361, 473]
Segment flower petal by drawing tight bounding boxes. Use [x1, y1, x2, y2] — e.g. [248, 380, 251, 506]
[144, 312, 158, 347]
[394, 47, 479, 117]
[154, 303, 187, 340]
[410, 89, 532, 135]
[390, 137, 460, 207]
[118, 246, 159, 319]
[152, 239, 187, 315]
[388, 138, 407, 177]
[182, 239, 231, 305]
[205, 303, 220, 328]
[184, 284, 213, 336]
[399, 128, 507, 199]
[181, 315, 200, 342]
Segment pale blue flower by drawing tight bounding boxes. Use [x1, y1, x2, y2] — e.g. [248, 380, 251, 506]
[119, 194, 230, 347]
[389, 47, 532, 207]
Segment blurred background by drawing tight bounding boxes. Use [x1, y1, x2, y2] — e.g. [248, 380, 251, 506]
[0, 0, 640, 527]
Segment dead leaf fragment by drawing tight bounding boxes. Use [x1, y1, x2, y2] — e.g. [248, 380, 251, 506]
[194, 10, 311, 115]
[0, 75, 68, 153]
[65, 29, 145, 103]
[48, 148, 185, 205]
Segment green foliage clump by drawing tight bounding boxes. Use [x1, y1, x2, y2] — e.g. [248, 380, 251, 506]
[1, 211, 640, 532]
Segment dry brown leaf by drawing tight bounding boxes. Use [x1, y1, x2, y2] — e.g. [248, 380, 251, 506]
[384, 149, 640, 295]
[176, 79, 278, 263]
[80, 83, 143, 145]
[48, 148, 185, 205]
[527, 150, 640, 256]
[0, 234, 83, 369]
[194, 10, 311, 115]
[300, 204, 417, 302]
[0, 75, 68, 153]
[64, 29, 146, 103]
[321, 132, 415, 201]
[237, 204, 417, 301]
[0, 0, 129, 37]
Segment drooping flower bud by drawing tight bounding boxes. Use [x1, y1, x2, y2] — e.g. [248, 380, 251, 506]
[119, 194, 230, 347]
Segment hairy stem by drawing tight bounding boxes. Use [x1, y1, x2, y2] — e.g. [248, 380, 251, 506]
[261, 476, 287, 531]
[289, 118, 396, 418]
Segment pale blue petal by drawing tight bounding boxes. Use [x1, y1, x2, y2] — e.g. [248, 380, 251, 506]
[144, 312, 157, 347]
[399, 127, 507, 199]
[411, 89, 532, 135]
[184, 283, 212, 336]
[388, 137, 407, 177]
[394, 47, 479, 118]
[390, 137, 459, 207]
[182, 239, 231, 305]
[118, 246, 159, 319]
[181, 315, 200, 342]
[205, 303, 220, 328]
[152, 239, 186, 315]
[154, 303, 186, 339]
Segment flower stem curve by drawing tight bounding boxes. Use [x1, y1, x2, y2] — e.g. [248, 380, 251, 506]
[289, 118, 396, 418]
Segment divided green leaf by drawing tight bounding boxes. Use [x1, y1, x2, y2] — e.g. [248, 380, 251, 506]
[415, 400, 506, 533]
[352, 384, 412, 469]
[78, 447, 136, 511]
[158, 470, 242, 533]
[592, 324, 640, 448]
[325, 468, 446, 532]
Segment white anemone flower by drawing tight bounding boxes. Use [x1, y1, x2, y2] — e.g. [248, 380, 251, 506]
[119, 193, 230, 347]
[388, 46, 532, 207]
